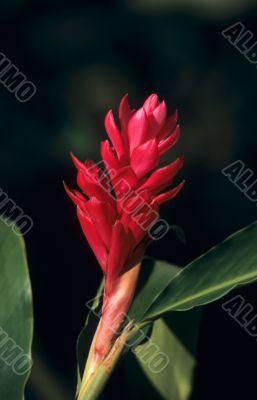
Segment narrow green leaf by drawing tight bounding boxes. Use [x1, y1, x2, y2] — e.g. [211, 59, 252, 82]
[0, 220, 33, 400]
[144, 220, 257, 320]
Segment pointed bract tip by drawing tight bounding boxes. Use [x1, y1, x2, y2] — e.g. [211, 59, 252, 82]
[70, 152, 85, 171]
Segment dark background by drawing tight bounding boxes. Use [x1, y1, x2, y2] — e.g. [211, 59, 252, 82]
[0, 0, 257, 399]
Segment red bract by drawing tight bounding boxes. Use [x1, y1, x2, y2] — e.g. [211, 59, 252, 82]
[65, 93, 184, 377]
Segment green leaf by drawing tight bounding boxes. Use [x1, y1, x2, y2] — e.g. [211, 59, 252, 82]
[0, 220, 33, 400]
[126, 309, 201, 400]
[144, 220, 257, 321]
[128, 257, 181, 321]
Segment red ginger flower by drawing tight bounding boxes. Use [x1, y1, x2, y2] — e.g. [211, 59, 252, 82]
[65, 94, 184, 377]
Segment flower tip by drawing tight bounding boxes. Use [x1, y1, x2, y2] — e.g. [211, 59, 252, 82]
[69, 151, 76, 161]
[175, 179, 186, 196]
[70, 152, 84, 171]
[132, 106, 147, 121]
[119, 93, 130, 111]
[143, 93, 160, 114]
[122, 92, 129, 100]
[119, 93, 132, 129]
[105, 108, 113, 119]
[63, 180, 72, 194]
[148, 93, 159, 101]
[104, 109, 113, 128]
[180, 179, 186, 188]
[63, 181, 76, 202]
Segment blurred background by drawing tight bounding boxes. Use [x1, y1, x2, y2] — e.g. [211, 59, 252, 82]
[0, 0, 257, 399]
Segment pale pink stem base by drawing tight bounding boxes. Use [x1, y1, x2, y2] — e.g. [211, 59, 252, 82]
[86, 262, 141, 380]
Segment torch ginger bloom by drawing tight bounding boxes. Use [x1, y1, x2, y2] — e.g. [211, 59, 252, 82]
[65, 93, 184, 380]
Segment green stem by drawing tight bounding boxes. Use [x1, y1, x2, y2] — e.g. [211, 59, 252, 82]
[77, 321, 133, 400]
[77, 365, 110, 400]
